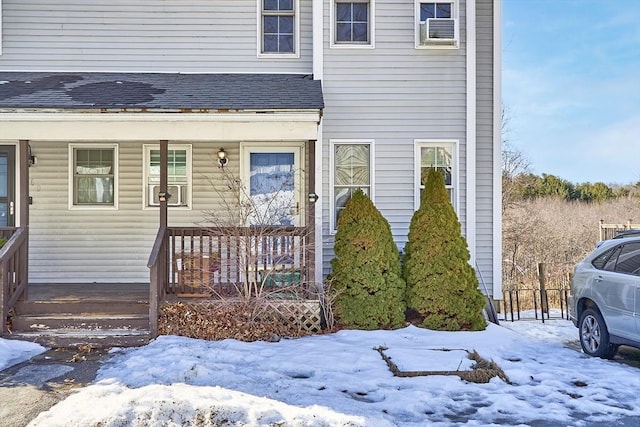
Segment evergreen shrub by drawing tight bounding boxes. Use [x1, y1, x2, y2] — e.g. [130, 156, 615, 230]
[404, 168, 486, 331]
[330, 190, 406, 329]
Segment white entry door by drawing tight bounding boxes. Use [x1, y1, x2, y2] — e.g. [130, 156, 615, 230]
[242, 144, 304, 227]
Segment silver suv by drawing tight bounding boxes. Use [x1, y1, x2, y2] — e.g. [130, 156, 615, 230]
[568, 236, 640, 358]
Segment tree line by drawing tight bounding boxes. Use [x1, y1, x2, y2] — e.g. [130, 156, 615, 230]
[505, 172, 639, 203]
[501, 141, 639, 208]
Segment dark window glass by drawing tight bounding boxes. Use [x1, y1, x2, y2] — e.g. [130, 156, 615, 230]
[421, 3, 435, 20]
[335, 2, 369, 43]
[592, 248, 616, 269]
[421, 2, 452, 21]
[264, 16, 278, 33]
[436, 3, 451, 18]
[614, 243, 640, 275]
[280, 16, 294, 33]
[353, 3, 368, 21]
[262, 0, 294, 53]
[602, 246, 622, 271]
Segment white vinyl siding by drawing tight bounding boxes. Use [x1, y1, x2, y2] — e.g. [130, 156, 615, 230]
[26, 140, 246, 283]
[475, 0, 497, 292]
[0, 0, 3, 55]
[0, 0, 312, 73]
[321, 0, 468, 276]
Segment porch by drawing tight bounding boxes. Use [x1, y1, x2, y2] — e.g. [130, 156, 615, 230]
[1, 224, 318, 347]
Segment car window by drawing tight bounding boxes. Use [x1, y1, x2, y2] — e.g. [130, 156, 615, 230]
[614, 242, 640, 275]
[603, 247, 621, 271]
[592, 247, 616, 270]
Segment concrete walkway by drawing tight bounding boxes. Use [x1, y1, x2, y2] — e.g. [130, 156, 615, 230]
[0, 347, 111, 427]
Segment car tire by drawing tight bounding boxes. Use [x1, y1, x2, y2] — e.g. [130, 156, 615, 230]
[579, 308, 618, 359]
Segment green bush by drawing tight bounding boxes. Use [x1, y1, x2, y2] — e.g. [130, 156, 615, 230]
[403, 168, 486, 331]
[330, 190, 406, 329]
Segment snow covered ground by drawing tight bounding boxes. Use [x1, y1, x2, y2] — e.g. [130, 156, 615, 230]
[2, 313, 640, 426]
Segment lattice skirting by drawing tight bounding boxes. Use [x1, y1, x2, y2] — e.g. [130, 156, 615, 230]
[264, 300, 322, 333]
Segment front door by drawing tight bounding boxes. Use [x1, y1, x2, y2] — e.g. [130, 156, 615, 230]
[242, 144, 304, 226]
[0, 146, 16, 227]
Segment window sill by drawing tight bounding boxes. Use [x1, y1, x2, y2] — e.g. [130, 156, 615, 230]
[257, 52, 300, 59]
[330, 43, 375, 49]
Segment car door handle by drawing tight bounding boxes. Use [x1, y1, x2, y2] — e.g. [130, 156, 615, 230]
[594, 275, 604, 283]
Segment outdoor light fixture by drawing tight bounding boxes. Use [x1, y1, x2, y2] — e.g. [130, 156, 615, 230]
[308, 192, 319, 203]
[158, 191, 172, 203]
[27, 145, 37, 167]
[217, 148, 228, 168]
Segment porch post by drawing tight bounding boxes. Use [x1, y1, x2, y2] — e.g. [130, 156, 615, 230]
[19, 140, 29, 298]
[159, 140, 168, 229]
[306, 140, 316, 285]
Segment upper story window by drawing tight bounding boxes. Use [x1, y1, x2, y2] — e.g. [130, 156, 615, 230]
[332, 0, 374, 47]
[259, 0, 299, 57]
[415, 1, 459, 48]
[331, 141, 373, 231]
[415, 141, 457, 210]
[69, 145, 117, 209]
[144, 145, 191, 208]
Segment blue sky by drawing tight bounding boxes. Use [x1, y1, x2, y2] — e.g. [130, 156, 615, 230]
[502, 0, 640, 185]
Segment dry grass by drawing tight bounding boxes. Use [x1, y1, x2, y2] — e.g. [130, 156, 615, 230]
[502, 197, 640, 299]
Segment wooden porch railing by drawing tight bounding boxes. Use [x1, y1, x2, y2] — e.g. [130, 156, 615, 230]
[167, 226, 313, 298]
[0, 227, 27, 334]
[147, 227, 168, 338]
[599, 219, 639, 241]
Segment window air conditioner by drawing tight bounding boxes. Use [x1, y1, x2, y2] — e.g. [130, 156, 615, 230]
[420, 18, 455, 45]
[150, 184, 183, 206]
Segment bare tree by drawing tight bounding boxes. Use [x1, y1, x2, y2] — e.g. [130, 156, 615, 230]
[501, 105, 532, 211]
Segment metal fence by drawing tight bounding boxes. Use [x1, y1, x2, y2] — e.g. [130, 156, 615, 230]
[500, 287, 570, 323]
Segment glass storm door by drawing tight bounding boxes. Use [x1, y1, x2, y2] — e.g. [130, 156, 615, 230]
[0, 146, 16, 227]
[243, 145, 303, 226]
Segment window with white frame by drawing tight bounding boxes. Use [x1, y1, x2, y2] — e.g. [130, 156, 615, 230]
[259, 0, 298, 56]
[332, 0, 373, 46]
[416, 141, 457, 208]
[144, 145, 191, 208]
[415, 1, 458, 48]
[332, 141, 372, 231]
[70, 145, 117, 208]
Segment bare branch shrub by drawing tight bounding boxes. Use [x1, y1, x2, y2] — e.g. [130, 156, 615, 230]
[170, 167, 325, 338]
[502, 197, 640, 296]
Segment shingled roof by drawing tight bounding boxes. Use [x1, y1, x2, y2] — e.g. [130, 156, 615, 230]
[0, 72, 324, 111]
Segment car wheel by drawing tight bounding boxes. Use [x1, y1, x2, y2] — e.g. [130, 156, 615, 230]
[579, 308, 617, 359]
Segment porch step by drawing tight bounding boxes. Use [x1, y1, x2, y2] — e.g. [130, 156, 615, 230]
[8, 293, 151, 349]
[14, 300, 149, 316]
[4, 329, 150, 349]
[11, 314, 149, 332]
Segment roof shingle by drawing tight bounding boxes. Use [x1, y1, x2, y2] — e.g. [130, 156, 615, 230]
[0, 72, 324, 110]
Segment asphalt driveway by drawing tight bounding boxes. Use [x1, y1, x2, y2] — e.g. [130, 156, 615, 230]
[0, 347, 111, 427]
